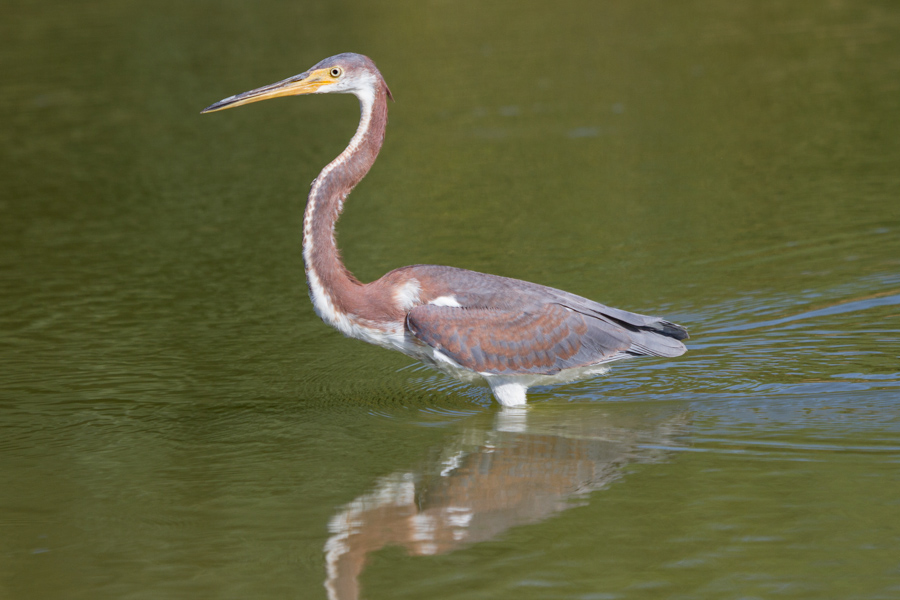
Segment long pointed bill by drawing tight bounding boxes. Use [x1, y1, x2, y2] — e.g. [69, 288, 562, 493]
[201, 68, 334, 113]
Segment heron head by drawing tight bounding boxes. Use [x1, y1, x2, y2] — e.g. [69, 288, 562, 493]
[201, 53, 391, 114]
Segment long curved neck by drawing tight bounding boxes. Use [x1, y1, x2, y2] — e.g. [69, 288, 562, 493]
[303, 85, 389, 325]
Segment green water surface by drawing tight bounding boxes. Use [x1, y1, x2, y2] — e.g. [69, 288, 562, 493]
[2, 1, 899, 598]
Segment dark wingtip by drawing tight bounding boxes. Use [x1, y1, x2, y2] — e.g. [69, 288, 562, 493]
[658, 320, 689, 340]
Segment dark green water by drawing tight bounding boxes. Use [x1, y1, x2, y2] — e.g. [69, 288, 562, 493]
[2, 1, 899, 598]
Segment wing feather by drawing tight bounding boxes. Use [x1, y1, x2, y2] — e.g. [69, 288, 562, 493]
[406, 304, 634, 375]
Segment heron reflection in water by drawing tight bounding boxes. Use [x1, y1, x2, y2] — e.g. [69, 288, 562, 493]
[203, 53, 688, 405]
[322, 405, 689, 600]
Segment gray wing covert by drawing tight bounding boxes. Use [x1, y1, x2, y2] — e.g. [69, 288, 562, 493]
[405, 303, 633, 375]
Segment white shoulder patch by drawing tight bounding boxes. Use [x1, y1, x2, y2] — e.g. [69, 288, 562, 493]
[429, 295, 462, 308]
[394, 279, 421, 311]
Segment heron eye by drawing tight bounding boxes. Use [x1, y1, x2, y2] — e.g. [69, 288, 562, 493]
[330, 67, 342, 78]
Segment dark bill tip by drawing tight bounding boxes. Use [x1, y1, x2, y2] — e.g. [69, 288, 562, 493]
[200, 97, 234, 114]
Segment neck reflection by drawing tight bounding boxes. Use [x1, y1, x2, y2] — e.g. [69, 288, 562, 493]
[324, 404, 689, 600]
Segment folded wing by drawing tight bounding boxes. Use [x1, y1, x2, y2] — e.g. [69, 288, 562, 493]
[406, 302, 681, 376]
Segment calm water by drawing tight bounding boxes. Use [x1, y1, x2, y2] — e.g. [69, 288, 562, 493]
[2, 1, 900, 598]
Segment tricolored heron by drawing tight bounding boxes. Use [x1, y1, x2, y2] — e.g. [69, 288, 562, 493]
[202, 53, 688, 406]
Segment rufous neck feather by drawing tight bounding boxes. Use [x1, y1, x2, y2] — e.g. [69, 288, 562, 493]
[301, 80, 390, 322]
